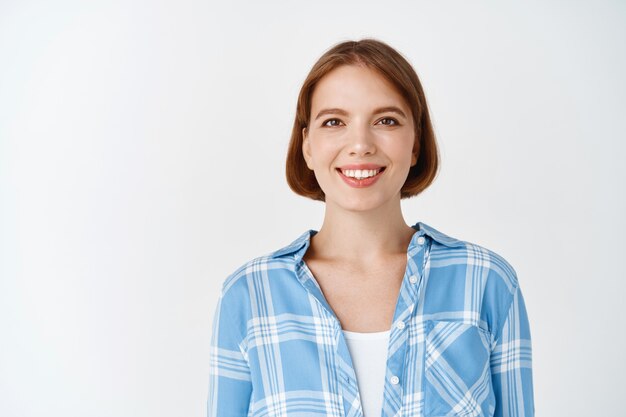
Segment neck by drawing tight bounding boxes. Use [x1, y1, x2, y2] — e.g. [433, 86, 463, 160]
[309, 197, 417, 263]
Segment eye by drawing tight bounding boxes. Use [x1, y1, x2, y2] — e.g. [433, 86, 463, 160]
[322, 118, 343, 127]
[378, 117, 399, 126]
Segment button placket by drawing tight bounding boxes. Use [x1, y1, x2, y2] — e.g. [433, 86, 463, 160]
[378, 230, 426, 412]
[407, 233, 425, 286]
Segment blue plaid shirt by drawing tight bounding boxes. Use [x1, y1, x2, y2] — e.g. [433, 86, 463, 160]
[208, 221, 534, 417]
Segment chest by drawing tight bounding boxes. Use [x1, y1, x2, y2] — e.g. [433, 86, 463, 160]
[302, 256, 408, 332]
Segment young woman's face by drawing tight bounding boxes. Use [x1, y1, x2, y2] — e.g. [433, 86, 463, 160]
[302, 64, 417, 212]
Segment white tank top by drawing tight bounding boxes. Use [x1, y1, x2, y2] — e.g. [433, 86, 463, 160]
[342, 328, 391, 417]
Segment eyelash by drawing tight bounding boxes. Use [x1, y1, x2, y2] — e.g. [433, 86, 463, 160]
[321, 117, 400, 127]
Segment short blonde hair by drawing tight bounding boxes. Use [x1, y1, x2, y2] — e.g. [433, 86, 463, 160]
[285, 38, 440, 202]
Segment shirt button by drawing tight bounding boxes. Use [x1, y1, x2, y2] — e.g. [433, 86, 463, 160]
[409, 275, 418, 284]
[417, 236, 426, 245]
[396, 321, 405, 330]
[390, 375, 400, 385]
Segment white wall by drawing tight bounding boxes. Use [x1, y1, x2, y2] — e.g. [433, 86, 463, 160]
[1, 0, 624, 416]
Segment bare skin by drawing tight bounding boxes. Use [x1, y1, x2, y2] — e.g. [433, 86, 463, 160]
[301, 64, 420, 332]
[303, 226, 416, 332]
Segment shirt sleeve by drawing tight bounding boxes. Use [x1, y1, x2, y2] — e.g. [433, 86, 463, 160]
[490, 284, 535, 417]
[207, 290, 253, 417]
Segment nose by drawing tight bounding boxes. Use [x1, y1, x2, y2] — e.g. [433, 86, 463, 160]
[347, 123, 376, 157]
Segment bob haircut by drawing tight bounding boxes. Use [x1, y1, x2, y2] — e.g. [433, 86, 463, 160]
[286, 38, 440, 202]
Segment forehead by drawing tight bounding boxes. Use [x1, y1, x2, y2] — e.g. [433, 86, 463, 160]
[311, 64, 408, 112]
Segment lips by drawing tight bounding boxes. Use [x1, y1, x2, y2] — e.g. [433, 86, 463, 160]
[337, 163, 385, 171]
[336, 166, 386, 188]
[335, 167, 386, 177]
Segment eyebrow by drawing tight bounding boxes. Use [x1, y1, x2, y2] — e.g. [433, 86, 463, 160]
[314, 106, 408, 121]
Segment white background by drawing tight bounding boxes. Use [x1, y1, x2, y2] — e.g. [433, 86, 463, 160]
[1, 0, 625, 416]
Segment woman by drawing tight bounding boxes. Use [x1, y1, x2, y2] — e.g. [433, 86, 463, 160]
[208, 38, 534, 417]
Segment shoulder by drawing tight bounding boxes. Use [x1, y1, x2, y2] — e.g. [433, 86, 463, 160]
[420, 221, 519, 293]
[218, 230, 310, 298]
[219, 253, 293, 299]
[214, 233, 309, 338]
[442, 238, 524, 342]
[419, 222, 522, 335]
[457, 240, 519, 292]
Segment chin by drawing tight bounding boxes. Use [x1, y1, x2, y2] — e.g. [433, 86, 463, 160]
[330, 194, 392, 212]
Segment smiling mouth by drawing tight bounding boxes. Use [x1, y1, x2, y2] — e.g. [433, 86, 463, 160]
[336, 167, 386, 180]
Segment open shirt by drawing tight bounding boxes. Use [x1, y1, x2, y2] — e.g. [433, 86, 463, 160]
[207, 221, 534, 417]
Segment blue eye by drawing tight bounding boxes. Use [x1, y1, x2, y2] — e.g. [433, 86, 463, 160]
[322, 118, 343, 127]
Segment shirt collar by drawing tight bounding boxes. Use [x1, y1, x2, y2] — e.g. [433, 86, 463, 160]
[269, 221, 464, 261]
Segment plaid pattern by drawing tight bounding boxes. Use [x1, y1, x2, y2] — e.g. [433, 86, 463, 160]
[208, 221, 534, 417]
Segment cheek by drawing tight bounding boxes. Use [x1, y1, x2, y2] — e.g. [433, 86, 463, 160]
[309, 141, 338, 164]
[387, 139, 415, 164]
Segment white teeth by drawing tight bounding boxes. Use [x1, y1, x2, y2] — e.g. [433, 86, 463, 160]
[341, 169, 381, 179]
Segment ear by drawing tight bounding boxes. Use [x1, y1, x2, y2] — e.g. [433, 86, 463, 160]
[302, 127, 314, 170]
[411, 137, 418, 167]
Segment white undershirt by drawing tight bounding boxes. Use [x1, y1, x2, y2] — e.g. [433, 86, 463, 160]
[342, 328, 391, 417]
